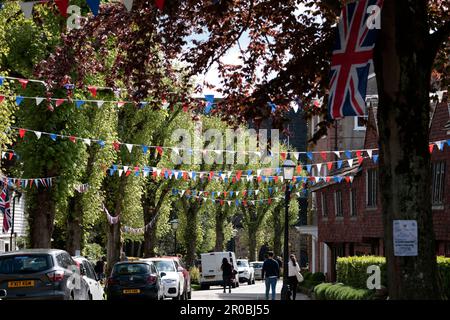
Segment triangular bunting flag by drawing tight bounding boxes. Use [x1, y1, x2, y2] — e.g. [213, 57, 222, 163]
[36, 97, 44, 106]
[373, 155, 379, 163]
[327, 162, 333, 171]
[126, 144, 133, 153]
[34, 131, 41, 139]
[367, 149, 373, 159]
[88, 85, 97, 97]
[307, 152, 313, 160]
[55, 0, 69, 17]
[83, 139, 91, 146]
[75, 100, 85, 109]
[19, 1, 37, 19]
[337, 160, 343, 169]
[50, 134, 57, 141]
[97, 100, 104, 108]
[123, 0, 133, 11]
[86, 0, 100, 16]
[19, 129, 26, 138]
[333, 151, 340, 158]
[56, 99, 65, 107]
[16, 96, 24, 106]
[347, 159, 354, 167]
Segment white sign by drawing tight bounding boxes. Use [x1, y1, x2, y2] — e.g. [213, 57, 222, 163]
[393, 220, 418, 256]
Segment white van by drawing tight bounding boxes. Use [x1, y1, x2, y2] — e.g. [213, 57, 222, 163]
[199, 252, 239, 290]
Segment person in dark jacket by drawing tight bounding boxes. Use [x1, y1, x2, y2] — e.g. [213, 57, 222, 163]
[221, 258, 234, 293]
[262, 251, 280, 300]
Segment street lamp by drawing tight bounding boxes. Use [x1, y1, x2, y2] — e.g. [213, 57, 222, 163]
[170, 219, 179, 255]
[281, 158, 295, 300]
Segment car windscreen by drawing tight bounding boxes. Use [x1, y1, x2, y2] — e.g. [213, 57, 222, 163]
[237, 261, 249, 267]
[113, 263, 150, 276]
[0, 255, 53, 274]
[251, 263, 263, 268]
[153, 260, 176, 272]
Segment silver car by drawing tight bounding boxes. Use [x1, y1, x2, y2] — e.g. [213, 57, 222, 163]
[250, 261, 264, 280]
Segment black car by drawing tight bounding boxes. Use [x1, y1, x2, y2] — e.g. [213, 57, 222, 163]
[0, 249, 90, 300]
[106, 261, 163, 300]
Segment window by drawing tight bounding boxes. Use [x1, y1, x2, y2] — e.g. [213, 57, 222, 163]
[432, 161, 446, 205]
[354, 116, 368, 131]
[83, 261, 96, 280]
[366, 169, 378, 207]
[350, 189, 357, 217]
[321, 193, 328, 217]
[0, 255, 52, 274]
[335, 191, 343, 217]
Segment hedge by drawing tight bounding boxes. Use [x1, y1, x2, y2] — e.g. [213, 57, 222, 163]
[314, 283, 374, 300]
[298, 272, 326, 291]
[336, 256, 450, 298]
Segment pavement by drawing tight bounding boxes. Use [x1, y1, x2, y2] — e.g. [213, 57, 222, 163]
[191, 279, 310, 300]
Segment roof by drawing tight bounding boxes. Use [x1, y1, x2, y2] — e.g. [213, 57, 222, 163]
[0, 249, 66, 256]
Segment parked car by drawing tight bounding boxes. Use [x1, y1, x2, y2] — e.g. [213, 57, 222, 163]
[145, 258, 185, 300]
[162, 256, 191, 299]
[250, 261, 264, 280]
[0, 289, 6, 300]
[105, 261, 163, 300]
[199, 252, 239, 290]
[237, 259, 255, 285]
[72, 256, 104, 300]
[0, 249, 90, 300]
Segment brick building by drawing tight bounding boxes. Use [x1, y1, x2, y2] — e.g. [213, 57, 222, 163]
[312, 96, 450, 281]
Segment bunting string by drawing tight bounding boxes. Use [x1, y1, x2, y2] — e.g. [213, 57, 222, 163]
[102, 203, 119, 225]
[0, 174, 56, 189]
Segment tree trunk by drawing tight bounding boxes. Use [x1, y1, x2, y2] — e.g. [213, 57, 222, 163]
[247, 225, 257, 262]
[28, 189, 55, 248]
[66, 193, 83, 256]
[185, 206, 198, 267]
[273, 207, 283, 257]
[215, 210, 225, 252]
[374, 0, 441, 299]
[106, 220, 121, 276]
[143, 208, 158, 258]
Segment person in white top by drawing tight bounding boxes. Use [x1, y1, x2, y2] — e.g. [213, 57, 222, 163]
[288, 254, 301, 300]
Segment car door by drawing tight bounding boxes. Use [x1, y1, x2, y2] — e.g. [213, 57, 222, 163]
[82, 260, 104, 300]
[173, 260, 184, 294]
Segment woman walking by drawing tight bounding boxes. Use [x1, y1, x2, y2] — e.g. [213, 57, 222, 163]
[288, 254, 301, 300]
[221, 258, 233, 293]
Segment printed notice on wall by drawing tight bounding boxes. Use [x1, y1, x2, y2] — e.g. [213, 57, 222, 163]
[393, 220, 418, 256]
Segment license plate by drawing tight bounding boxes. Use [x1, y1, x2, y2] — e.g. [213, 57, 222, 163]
[123, 289, 140, 294]
[204, 275, 215, 279]
[8, 280, 35, 288]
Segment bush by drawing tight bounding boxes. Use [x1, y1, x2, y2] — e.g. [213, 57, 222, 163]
[82, 243, 105, 262]
[299, 272, 326, 291]
[311, 272, 326, 282]
[302, 271, 312, 281]
[337, 255, 450, 298]
[190, 266, 200, 285]
[314, 283, 374, 300]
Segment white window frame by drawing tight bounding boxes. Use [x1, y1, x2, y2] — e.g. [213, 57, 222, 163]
[366, 169, 378, 208]
[335, 191, 343, 217]
[354, 116, 368, 131]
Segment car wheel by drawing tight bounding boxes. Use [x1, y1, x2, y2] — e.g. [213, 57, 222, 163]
[200, 284, 209, 290]
[88, 292, 93, 300]
[188, 290, 192, 300]
[252, 277, 256, 285]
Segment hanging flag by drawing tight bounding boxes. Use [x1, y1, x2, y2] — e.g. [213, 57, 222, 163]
[429, 144, 434, 153]
[36, 97, 44, 106]
[19, 129, 26, 138]
[86, 0, 101, 16]
[97, 100, 104, 108]
[306, 152, 313, 160]
[1, 185, 11, 233]
[18, 79, 29, 89]
[337, 160, 343, 169]
[327, 162, 333, 171]
[83, 138, 91, 146]
[345, 150, 352, 159]
[328, 0, 383, 119]
[0, 96, 4, 103]
[373, 154, 379, 163]
[267, 102, 277, 113]
[118, 101, 126, 108]
[69, 136, 76, 143]
[0, 77, 3, 86]
[75, 100, 85, 109]
[50, 134, 57, 141]
[367, 149, 373, 159]
[122, 0, 133, 11]
[333, 151, 341, 158]
[19, 1, 37, 19]
[88, 85, 97, 97]
[156, 146, 163, 156]
[16, 96, 24, 106]
[55, 0, 69, 17]
[56, 99, 65, 107]
[155, 0, 165, 10]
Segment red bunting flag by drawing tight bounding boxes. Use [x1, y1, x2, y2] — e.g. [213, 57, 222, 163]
[155, 0, 165, 10]
[296, 165, 302, 174]
[243, 200, 247, 206]
[326, 177, 332, 183]
[0, 96, 5, 103]
[8, 152, 14, 160]
[183, 172, 188, 180]
[209, 171, 214, 180]
[19, 129, 26, 138]
[156, 146, 163, 156]
[257, 176, 262, 183]
[55, 0, 69, 17]
[118, 101, 126, 107]
[19, 79, 29, 89]
[134, 166, 139, 173]
[152, 171, 158, 178]
[113, 141, 121, 151]
[320, 152, 327, 161]
[268, 198, 272, 204]
[327, 162, 333, 170]
[345, 176, 351, 183]
[88, 86, 97, 97]
[125, 169, 132, 177]
[357, 156, 364, 164]
[236, 170, 242, 181]
[356, 150, 362, 158]
[56, 99, 65, 107]
[274, 176, 279, 183]
[182, 103, 189, 113]
[280, 152, 287, 161]
[429, 144, 434, 153]
[69, 136, 76, 143]
[223, 191, 227, 198]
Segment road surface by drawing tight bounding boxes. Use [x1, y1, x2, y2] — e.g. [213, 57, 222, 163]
[191, 279, 310, 300]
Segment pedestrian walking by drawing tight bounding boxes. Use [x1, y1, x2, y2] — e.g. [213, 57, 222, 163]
[221, 258, 234, 293]
[288, 254, 302, 300]
[262, 251, 280, 300]
[94, 256, 106, 281]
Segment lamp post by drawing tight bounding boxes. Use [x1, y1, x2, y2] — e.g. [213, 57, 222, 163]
[232, 228, 238, 253]
[170, 219, 179, 255]
[281, 158, 295, 300]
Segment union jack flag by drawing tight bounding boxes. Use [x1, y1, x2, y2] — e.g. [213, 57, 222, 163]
[1, 185, 11, 233]
[328, 0, 383, 119]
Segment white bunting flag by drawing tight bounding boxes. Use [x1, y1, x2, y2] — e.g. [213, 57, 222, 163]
[314, 177, 321, 183]
[291, 100, 299, 113]
[180, 190, 186, 197]
[118, 169, 123, 176]
[20, 1, 38, 19]
[34, 131, 42, 139]
[349, 176, 354, 183]
[436, 141, 444, 151]
[126, 144, 133, 153]
[97, 101, 105, 108]
[83, 139, 91, 146]
[293, 152, 300, 161]
[247, 175, 253, 182]
[122, 0, 133, 11]
[123, 166, 129, 173]
[36, 97, 45, 106]
[255, 190, 259, 195]
[227, 201, 231, 206]
[367, 149, 373, 159]
[235, 191, 239, 196]
[333, 151, 341, 158]
[348, 159, 354, 168]
[316, 163, 322, 175]
[257, 169, 262, 177]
